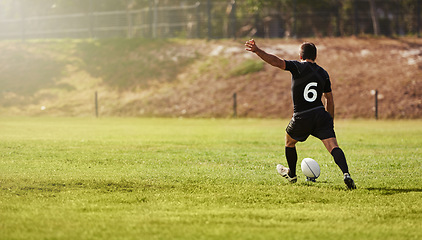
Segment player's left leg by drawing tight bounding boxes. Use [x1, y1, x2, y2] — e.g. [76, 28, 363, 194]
[312, 110, 356, 189]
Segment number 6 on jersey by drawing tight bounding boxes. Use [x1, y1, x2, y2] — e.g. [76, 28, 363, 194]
[304, 82, 317, 102]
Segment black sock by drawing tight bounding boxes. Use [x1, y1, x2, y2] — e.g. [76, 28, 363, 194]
[285, 147, 297, 178]
[331, 147, 349, 174]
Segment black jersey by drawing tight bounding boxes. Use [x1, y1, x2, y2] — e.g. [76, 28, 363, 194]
[284, 60, 332, 113]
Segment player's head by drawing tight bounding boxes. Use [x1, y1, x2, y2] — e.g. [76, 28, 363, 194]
[300, 42, 317, 61]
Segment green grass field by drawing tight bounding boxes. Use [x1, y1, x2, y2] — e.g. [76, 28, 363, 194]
[0, 117, 421, 240]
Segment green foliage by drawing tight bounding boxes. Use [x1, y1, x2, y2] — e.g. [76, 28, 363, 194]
[229, 59, 264, 77]
[0, 0, 419, 38]
[0, 118, 421, 240]
[75, 39, 200, 88]
[198, 56, 229, 76]
[0, 41, 70, 95]
[0, 39, 201, 96]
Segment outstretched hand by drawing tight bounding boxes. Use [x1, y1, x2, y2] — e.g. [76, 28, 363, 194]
[245, 39, 258, 53]
[244, 38, 285, 69]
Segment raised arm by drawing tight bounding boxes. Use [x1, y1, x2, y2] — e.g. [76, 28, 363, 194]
[245, 39, 286, 70]
[323, 92, 335, 119]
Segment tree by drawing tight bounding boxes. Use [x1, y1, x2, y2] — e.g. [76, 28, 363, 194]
[368, 0, 380, 35]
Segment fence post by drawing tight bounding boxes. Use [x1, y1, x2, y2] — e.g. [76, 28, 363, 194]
[335, 1, 341, 37]
[353, 0, 359, 35]
[88, 0, 94, 38]
[19, 0, 26, 41]
[149, 0, 157, 38]
[229, 0, 237, 39]
[292, 0, 297, 38]
[371, 89, 378, 120]
[95, 91, 99, 118]
[153, 0, 158, 38]
[127, 8, 132, 38]
[233, 93, 237, 118]
[207, 0, 212, 39]
[395, 0, 401, 36]
[418, 0, 421, 37]
[195, 2, 201, 38]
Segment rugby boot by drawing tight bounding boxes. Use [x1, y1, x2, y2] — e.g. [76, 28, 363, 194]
[344, 173, 357, 190]
[276, 164, 297, 183]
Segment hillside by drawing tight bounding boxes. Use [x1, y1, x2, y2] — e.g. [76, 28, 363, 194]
[0, 37, 421, 119]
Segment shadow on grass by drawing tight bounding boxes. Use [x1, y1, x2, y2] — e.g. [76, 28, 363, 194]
[297, 181, 422, 193]
[303, 182, 422, 194]
[366, 187, 422, 195]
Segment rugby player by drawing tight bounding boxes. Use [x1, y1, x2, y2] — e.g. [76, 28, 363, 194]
[245, 39, 356, 190]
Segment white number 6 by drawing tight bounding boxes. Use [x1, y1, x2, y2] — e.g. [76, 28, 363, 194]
[304, 82, 318, 102]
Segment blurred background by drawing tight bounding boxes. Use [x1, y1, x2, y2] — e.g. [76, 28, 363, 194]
[1, 0, 421, 39]
[0, 0, 421, 119]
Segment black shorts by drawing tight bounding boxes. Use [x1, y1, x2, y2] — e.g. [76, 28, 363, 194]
[286, 108, 336, 142]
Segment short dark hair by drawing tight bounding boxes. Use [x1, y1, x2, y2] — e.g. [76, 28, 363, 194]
[300, 42, 317, 61]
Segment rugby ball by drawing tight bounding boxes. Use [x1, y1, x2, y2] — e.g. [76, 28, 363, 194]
[301, 158, 320, 179]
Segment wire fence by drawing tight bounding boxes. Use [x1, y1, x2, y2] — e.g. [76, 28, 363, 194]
[0, 0, 421, 40]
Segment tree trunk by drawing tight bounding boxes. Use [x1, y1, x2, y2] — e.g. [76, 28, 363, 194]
[369, 0, 380, 35]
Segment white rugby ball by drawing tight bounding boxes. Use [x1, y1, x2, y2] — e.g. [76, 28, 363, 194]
[301, 158, 320, 178]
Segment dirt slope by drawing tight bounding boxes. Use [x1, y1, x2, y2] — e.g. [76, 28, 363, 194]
[0, 37, 421, 119]
[128, 37, 422, 119]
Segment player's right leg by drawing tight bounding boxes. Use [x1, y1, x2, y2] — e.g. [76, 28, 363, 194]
[277, 133, 299, 183]
[322, 138, 356, 190]
[278, 116, 312, 183]
[285, 133, 298, 178]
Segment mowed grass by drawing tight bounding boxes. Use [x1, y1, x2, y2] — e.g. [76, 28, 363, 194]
[0, 117, 421, 240]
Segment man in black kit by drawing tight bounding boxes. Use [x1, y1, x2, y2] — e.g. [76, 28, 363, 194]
[245, 39, 356, 190]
